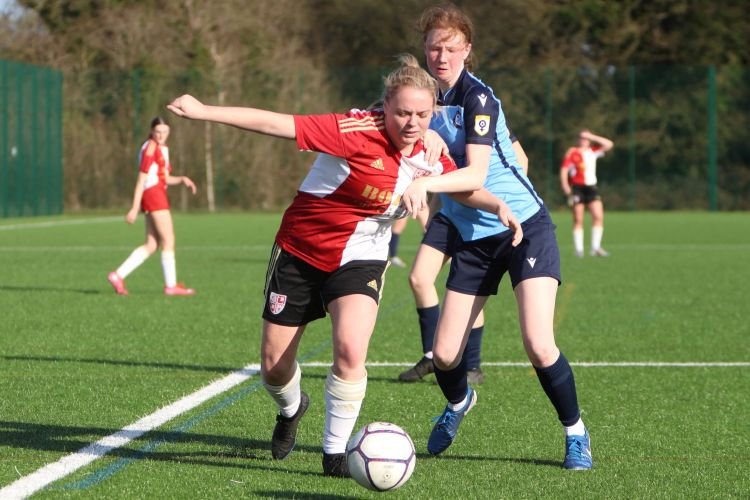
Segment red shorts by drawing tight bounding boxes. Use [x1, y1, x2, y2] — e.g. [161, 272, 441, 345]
[141, 187, 170, 213]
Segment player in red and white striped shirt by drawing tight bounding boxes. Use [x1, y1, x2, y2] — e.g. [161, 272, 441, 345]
[560, 129, 614, 257]
[107, 116, 197, 296]
[168, 54, 521, 477]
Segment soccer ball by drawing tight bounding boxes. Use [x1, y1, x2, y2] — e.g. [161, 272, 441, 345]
[346, 422, 416, 492]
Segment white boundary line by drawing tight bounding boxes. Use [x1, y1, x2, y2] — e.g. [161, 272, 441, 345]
[306, 361, 750, 368]
[0, 217, 122, 231]
[0, 245, 270, 252]
[2, 359, 748, 498]
[0, 364, 260, 500]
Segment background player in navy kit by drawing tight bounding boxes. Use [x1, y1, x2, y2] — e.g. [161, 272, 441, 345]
[168, 55, 522, 477]
[401, 4, 593, 470]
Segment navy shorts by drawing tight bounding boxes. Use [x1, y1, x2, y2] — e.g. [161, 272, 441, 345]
[262, 244, 388, 326]
[421, 213, 459, 257]
[446, 208, 562, 296]
[572, 185, 601, 205]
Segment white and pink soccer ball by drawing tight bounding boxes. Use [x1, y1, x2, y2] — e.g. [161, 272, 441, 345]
[346, 422, 416, 492]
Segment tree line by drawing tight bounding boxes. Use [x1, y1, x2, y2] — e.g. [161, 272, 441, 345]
[1, 0, 748, 210]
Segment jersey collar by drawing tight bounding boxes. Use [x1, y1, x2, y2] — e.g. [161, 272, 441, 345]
[437, 68, 469, 106]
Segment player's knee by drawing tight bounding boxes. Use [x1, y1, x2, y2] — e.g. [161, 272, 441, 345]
[526, 343, 559, 368]
[332, 350, 366, 379]
[432, 349, 461, 371]
[143, 242, 158, 254]
[262, 361, 300, 391]
[261, 355, 295, 385]
[408, 272, 431, 295]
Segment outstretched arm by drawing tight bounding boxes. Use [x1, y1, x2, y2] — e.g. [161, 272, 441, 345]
[167, 94, 296, 139]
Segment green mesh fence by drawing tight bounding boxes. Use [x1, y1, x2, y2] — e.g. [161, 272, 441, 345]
[5, 63, 746, 213]
[332, 65, 749, 211]
[0, 59, 63, 217]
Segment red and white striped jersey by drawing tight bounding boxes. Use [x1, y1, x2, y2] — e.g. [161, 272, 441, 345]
[139, 139, 171, 192]
[275, 109, 456, 272]
[561, 146, 605, 186]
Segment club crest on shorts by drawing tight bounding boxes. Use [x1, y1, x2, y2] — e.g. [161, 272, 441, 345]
[474, 115, 490, 136]
[268, 292, 287, 314]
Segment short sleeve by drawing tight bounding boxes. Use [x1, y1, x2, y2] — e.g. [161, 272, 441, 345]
[294, 114, 348, 158]
[463, 87, 500, 146]
[139, 140, 159, 173]
[561, 149, 577, 169]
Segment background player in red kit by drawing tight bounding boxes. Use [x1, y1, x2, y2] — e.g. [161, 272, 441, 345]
[167, 54, 521, 477]
[107, 116, 197, 296]
[560, 129, 614, 257]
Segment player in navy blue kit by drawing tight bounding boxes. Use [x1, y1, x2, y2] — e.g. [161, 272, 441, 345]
[401, 4, 592, 470]
[398, 127, 528, 386]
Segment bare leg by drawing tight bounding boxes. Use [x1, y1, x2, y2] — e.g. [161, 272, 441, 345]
[588, 200, 606, 255]
[572, 203, 585, 256]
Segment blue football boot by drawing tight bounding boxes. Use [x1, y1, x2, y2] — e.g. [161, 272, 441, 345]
[427, 387, 477, 455]
[563, 429, 593, 470]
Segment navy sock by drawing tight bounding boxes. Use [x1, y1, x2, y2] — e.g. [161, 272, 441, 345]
[388, 234, 401, 258]
[434, 357, 468, 405]
[417, 305, 439, 355]
[464, 326, 483, 369]
[534, 352, 581, 426]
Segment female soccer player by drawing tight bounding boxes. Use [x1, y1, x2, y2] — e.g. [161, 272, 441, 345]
[167, 55, 522, 477]
[107, 116, 197, 296]
[560, 129, 615, 257]
[399, 130, 528, 386]
[401, 5, 593, 470]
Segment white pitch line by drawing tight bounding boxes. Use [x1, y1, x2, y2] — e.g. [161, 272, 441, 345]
[0, 245, 270, 252]
[0, 216, 122, 230]
[0, 364, 260, 500]
[550, 361, 750, 367]
[302, 361, 750, 368]
[2, 359, 747, 498]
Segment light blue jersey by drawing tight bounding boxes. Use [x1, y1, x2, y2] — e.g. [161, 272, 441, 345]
[430, 69, 544, 241]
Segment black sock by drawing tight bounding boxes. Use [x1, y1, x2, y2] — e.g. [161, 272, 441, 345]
[464, 326, 483, 369]
[388, 234, 400, 258]
[434, 357, 468, 405]
[417, 305, 439, 355]
[534, 352, 581, 426]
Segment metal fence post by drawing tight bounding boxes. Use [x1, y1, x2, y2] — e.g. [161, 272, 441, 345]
[707, 65, 718, 211]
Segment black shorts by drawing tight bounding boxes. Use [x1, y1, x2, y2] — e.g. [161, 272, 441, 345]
[262, 244, 388, 326]
[446, 208, 562, 296]
[421, 213, 459, 257]
[572, 185, 601, 205]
